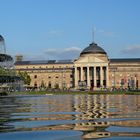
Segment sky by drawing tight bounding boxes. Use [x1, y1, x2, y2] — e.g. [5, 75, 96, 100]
[0, 0, 140, 60]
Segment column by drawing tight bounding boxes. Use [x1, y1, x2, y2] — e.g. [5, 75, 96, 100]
[80, 67, 83, 81]
[100, 66, 103, 87]
[106, 66, 109, 88]
[74, 67, 78, 88]
[94, 66, 96, 88]
[87, 66, 90, 88]
[134, 75, 137, 89]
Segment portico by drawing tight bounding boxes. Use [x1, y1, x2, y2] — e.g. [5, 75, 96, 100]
[74, 65, 109, 89]
[74, 42, 109, 90]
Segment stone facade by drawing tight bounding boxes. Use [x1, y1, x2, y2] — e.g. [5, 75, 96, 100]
[109, 60, 140, 89]
[15, 62, 74, 89]
[15, 42, 140, 90]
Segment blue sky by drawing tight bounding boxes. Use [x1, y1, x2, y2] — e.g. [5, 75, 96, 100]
[0, 0, 140, 60]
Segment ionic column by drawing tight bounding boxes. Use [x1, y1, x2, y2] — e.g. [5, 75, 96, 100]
[74, 67, 78, 88]
[94, 66, 96, 88]
[80, 67, 83, 81]
[106, 66, 109, 88]
[87, 67, 90, 88]
[100, 66, 103, 87]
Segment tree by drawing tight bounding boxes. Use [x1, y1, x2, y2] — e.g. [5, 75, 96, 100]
[18, 71, 31, 85]
[54, 83, 59, 89]
[40, 80, 46, 88]
[0, 67, 16, 76]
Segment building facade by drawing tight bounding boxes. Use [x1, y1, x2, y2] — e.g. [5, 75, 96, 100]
[15, 42, 140, 90]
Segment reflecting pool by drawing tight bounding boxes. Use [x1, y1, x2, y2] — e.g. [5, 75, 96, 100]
[0, 94, 140, 140]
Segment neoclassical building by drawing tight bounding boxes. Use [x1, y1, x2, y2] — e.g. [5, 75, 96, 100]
[15, 42, 140, 90]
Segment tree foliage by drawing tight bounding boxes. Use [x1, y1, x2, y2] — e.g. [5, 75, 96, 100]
[0, 67, 16, 76]
[18, 71, 31, 85]
[41, 80, 46, 88]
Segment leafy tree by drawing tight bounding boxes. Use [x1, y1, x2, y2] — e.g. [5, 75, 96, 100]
[54, 83, 59, 89]
[18, 71, 31, 85]
[40, 80, 46, 88]
[0, 67, 16, 76]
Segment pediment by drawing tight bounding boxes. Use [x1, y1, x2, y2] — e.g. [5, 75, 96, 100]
[75, 56, 106, 63]
[94, 57, 104, 62]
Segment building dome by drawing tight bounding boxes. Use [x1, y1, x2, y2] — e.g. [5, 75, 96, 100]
[80, 42, 107, 55]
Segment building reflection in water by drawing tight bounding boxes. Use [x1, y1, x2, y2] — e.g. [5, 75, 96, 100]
[73, 94, 140, 139]
[0, 94, 140, 139]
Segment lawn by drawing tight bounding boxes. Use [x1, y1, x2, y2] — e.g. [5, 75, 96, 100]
[10, 90, 140, 95]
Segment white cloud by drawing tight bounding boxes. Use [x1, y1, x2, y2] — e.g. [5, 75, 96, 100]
[44, 49, 59, 55]
[22, 54, 47, 61]
[44, 46, 82, 59]
[64, 47, 82, 52]
[121, 45, 140, 54]
[15, 47, 81, 61]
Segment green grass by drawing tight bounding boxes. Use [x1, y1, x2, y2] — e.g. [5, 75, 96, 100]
[11, 90, 140, 95]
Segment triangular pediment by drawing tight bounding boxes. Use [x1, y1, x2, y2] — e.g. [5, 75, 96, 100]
[94, 57, 104, 62]
[75, 56, 106, 63]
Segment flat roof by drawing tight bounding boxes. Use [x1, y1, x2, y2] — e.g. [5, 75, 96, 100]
[110, 58, 140, 63]
[14, 58, 140, 65]
[15, 60, 74, 65]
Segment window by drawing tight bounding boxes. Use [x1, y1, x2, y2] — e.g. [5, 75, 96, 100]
[48, 82, 51, 88]
[56, 76, 59, 78]
[48, 76, 51, 79]
[70, 74, 73, 78]
[34, 81, 37, 87]
[34, 75, 37, 78]
[70, 81, 73, 87]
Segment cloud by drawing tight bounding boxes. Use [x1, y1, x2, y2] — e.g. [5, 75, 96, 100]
[64, 47, 82, 52]
[44, 46, 82, 59]
[13, 46, 82, 61]
[44, 49, 58, 55]
[21, 54, 47, 61]
[120, 45, 140, 54]
[61, 47, 82, 59]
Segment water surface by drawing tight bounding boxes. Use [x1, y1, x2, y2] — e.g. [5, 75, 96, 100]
[0, 94, 140, 140]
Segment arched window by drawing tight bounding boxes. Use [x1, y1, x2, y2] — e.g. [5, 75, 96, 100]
[34, 81, 37, 87]
[48, 81, 51, 88]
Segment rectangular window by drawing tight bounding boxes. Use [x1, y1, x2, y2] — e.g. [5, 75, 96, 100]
[70, 74, 73, 78]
